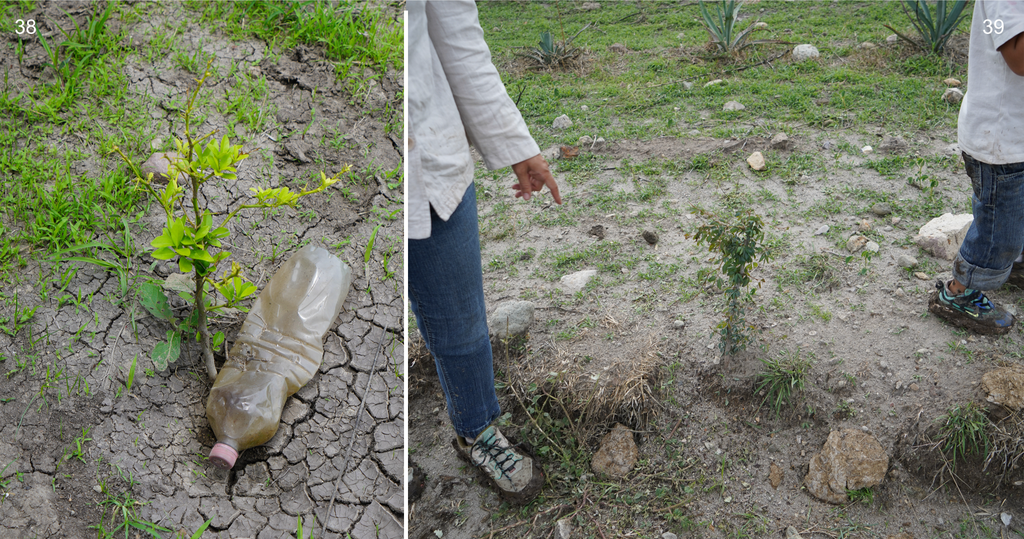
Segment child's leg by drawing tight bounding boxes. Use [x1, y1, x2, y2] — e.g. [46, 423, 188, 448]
[952, 154, 1024, 290]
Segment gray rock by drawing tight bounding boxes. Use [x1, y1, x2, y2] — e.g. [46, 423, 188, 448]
[285, 140, 312, 163]
[723, 100, 746, 111]
[914, 213, 973, 260]
[786, 527, 804, 539]
[642, 230, 659, 245]
[593, 137, 606, 149]
[578, 135, 594, 148]
[560, 269, 597, 294]
[591, 423, 637, 478]
[557, 518, 572, 539]
[943, 88, 964, 104]
[662, 534, 678, 539]
[552, 114, 573, 129]
[846, 235, 868, 253]
[897, 254, 918, 268]
[140, 152, 187, 184]
[886, 34, 898, 43]
[581, 1, 600, 9]
[489, 300, 535, 338]
[792, 44, 820, 61]
[871, 202, 893, 216]
[864, 241, 880, 253]
[804, 429, 888, 504]
[878, 137, 907, 154]
[770, 132, 792, 150]
[814, 225, 830, 236]
[681, 81, 694, 90]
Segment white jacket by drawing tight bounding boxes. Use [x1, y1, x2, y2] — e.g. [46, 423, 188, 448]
[407, 0, 540, 239]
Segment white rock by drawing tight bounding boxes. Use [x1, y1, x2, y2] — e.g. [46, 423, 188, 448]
[815, 225, 829, 236]
[578, 135, 594, 147]
[561, 270, 598, 293]
[943, 88, 964, 104]
[786, 527, 804, 539]
[943, 77, 962, 87]
[723, 100, 746, 111]
[557, 518, 572, 539]
[593, 137, 606, 150]
[770, 132, 791, 150]
[897, 254, 918, 268]
[861, 145, 873, 154]
[581, 105, 589, 111]
[847, 235, 868, 253]
[858, 42, 876, 50]
[662, 534, 678, 539]
[747, 151, 766, 171]
[552, 114, 573, 129]
[864, 241, 880, 253]
[792, 44, 820, 61]
[914, 213, 974, 260]
[681, 81, 693, 90]
[489, 300, 536, 338]
[886, 34, 898, 43]
[1002, 513, 1013, 527]
[704, 79, 724, 88]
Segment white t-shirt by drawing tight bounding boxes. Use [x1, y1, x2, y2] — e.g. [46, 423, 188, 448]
[407, 1, 540, 240]
[958, 0, 1024, 164]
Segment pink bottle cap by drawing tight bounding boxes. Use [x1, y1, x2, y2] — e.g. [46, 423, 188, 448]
[209, 443, 239, 470]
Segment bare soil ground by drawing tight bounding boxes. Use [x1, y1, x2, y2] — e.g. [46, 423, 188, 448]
[0, 2, 404, 538]
[409, 129, 1024, 539]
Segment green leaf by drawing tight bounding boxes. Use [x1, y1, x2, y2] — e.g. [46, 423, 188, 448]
[191, 518, 214, 539]
[211, 331, 225, 353]
[139, 282, 175, 322]
[151, 330, 181, 371]
[170, 218, 185, 244]
[151, 232, 174, 248]
[179, 258, 193, 273]
[151, 247, 177, 260]
[190, 248, 215, 263]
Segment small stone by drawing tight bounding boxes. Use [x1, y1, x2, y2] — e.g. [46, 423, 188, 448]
[609, 43, 628, 54]
[915, 213, 974, 260]
[592, 137, 606, 150]
[897, 255, 918, 269]
[93, 485, 103, 493]
[864, 241, 880, 253]
[769, 462, 784, 489]
[552, 115, 573, 129]
[747, 151, 766, 171]
[560, 146, 579, 159]
[943, 88, 964, 104]
[723, 100, 746, 111]
[681, 81, 693, 90]
[862, 145, 873, 154]
[792, 44, 820, 61]
[578, 135, 594, 147]
[786, 527, 804, 539]
[770, 132, 791, 150]
[561, 269, 597, 293]
[140, 152, 187, 184]
[642, 230, 659, 245]
[814, 225, 829, 236]
[1002, 513, 1012, 527]
[909, 383, 920, 391]
[858, 219, 872, 232]
[886, 34, 898, 43]
[581, 1, 600, 10]
[490, 300, 536, 338]
[847, 235, 868, 253]
[858, 42, 877, 50]
[581, 105, 589, 111]
[891, 217, 901, 226]
[673, 320, 685, 328]
[662, 534, 678, 539]
[914, 272, 930, 281]
[591, 424, 638, 478]
[704, 79, 724, 88]
[871, 202, 893, 216]
[944, 78, 962, 87]
[149, 137, 163, 151]
[557, 518, 572, 539]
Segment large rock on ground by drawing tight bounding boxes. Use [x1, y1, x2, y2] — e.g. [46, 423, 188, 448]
[591, 423, 637, 478]
[804, 429, 888, 504]
[489, 300, 535, 338]
[792, 44, 820, 61]
[914, 213, 973, 260]
[982, 367, 1024, 411]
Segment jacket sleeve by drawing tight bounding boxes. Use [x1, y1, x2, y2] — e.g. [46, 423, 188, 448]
[425, 0, 540, 171]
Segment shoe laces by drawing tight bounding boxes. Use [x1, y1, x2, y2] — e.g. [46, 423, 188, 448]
[471, 431, 522, 479]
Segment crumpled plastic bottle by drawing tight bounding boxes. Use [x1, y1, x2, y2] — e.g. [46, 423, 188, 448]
[206, 244, 352, 469]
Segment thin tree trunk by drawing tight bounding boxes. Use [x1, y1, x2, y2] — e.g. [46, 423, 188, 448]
[196, 272, 217, 381]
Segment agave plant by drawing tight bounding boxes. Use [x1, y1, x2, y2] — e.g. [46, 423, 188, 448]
[883, 0, 969, 54]
[698, 0, 780, 53]
[518, 24, 591, 68]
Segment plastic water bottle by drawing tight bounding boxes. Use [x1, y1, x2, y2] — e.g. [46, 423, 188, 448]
[206, 245, 352, 469]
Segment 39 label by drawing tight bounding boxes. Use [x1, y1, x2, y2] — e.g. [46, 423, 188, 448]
[983, 18, 1004, 35]
[15, 19, 36, 35]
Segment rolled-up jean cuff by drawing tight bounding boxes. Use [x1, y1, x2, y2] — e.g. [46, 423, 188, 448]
[952, 253, 1012, 291]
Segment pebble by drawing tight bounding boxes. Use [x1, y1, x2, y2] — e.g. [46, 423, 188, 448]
[886, 34, 898, 43]
[792, 44, 820, 61]
[552, 115, 573, 129]
[914, 272, 930, 280]
[770, 132, 791, 150]
[581, 105, 589, 111]
[704, 79, 724, 88]
[891, 217, 901, 226]
[858, 42, 877, 50]
[723, 100, 746, 111]
[663, 534, 678, 539]
[847, 235, 868, 253]
[814, 225, 829, 236]
[943, 88, 964, 104]
[747, 151, 766, 171]
[673, 320, 685, 328]
[944, 78, 962, 87]
[578, 135, 594, 147]
[871, 202, 892, 216]
[897, 254, 918, 268]
[862, 145, 873, 154]
[93, 485, 103, 493]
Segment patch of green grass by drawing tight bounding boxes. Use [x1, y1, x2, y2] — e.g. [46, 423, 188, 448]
[756, 351, 813, 416]
[777, 253, 841, 293]
[937, 401, 990, 468]
[846, 486, 874, 505]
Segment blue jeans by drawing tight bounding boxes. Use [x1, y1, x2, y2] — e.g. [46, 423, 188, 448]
[954, 153, 1024, 290]
[408, 183, 500, 439]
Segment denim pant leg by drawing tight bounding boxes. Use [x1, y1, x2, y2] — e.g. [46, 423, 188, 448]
[408, 183, 500, 439]
[954, 153, 1024, 290]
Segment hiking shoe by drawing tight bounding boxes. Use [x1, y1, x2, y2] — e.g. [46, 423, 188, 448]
[928, 280, 1014, 335]
[452, 425, 544, 503]
[1006, 262, 1024, 289]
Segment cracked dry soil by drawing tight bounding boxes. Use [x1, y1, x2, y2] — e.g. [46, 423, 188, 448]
[0, 2, 404, 538]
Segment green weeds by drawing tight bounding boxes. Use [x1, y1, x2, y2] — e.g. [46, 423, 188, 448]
[884, 0, 969, 55]
[755, 351, 812, 416]
[937, 401, 990, 468]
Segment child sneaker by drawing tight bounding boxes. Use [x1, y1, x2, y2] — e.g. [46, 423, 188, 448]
[928, 280, 1014, 335]
[452, 425, 544, 503]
